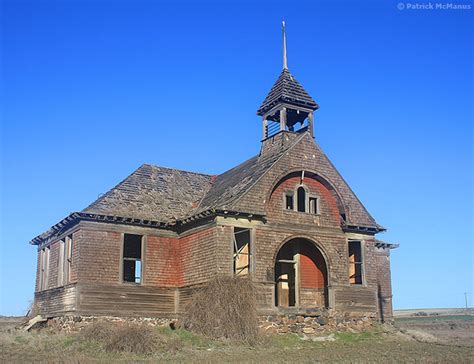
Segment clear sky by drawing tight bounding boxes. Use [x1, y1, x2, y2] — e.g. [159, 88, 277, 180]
[1, 0, 472, 315]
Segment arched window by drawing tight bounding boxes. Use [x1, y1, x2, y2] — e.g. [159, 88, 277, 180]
[297, 186, 306, 212]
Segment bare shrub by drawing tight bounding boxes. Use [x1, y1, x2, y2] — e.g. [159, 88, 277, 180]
[182, 275, 260, 344]
[80, 321, 160, 354]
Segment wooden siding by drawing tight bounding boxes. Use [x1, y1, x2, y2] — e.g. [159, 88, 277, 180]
[334, 286, 377, 312]
[34, 284, 77, 316]
[77, 284, 176, 316]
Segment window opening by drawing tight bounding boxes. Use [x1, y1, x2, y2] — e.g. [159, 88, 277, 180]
[233, 228, 252, 276]
[349, 241, 363, 284]
[309, 197, 319, 214]
[285, 193, 294, 210]
[297, 186, 306, 212]
[123, 234, 142, 283]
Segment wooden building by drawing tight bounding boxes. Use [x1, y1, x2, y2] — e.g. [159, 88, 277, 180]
[31, 24, 397, 321]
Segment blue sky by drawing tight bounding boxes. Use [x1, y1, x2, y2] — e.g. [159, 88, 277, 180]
[1, 0, 472, 315]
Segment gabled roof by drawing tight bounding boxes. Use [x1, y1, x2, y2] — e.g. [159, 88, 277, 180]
[31, 131, 383, 245]
[257, 69, 319, 116]
[197, 133, 303, 213]
[83, 164, 212, 222]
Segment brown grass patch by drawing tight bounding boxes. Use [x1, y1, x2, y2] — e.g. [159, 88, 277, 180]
[182, 276, 260, 344]
[80, 321, 175, 354]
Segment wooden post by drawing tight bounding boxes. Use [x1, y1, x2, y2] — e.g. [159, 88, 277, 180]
[308, 112, 314, 137]
[280, 108, 286, 132]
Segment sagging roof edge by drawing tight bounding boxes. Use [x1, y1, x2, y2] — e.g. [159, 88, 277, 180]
[29, 209, 266, 246]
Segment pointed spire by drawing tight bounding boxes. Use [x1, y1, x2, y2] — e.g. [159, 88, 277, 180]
[282, 20, 288, 70]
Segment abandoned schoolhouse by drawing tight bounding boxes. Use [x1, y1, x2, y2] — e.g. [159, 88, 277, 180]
[31, 24, 397, 322]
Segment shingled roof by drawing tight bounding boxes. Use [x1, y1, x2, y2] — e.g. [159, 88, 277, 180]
[83, 165, 212, 222]
[32, 131, 383, 245]
[83, 134, 302, 224]
[257, 69, 319, 116]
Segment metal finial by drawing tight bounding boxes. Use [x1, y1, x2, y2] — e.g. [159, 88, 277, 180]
[282, 21, 288, 70]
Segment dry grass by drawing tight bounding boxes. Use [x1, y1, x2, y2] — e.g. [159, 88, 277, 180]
[182, 276, 260, 344]
[80, 321, 180, 355]
[1, 318, 473, 362]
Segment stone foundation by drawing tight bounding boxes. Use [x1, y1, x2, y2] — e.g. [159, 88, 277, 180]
[259, 309, 378, 335]
[42, 310, 378, 335]
[46, 315, 176, 333]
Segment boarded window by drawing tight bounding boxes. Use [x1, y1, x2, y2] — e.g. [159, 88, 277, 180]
[285, 193, 294, 210]
[297, 186, 306, 212]
[309, 197, 319, 214]
[233, 228, 252, 276]
[58, 240, 65, 286]
[57, 235, 72, 286]
[39, 247, 50, 290]
[123, 234, 142, 283]
[348, 241, 363, 285]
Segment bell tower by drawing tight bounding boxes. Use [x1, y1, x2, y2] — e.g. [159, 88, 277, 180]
[257, 22, 319, 140]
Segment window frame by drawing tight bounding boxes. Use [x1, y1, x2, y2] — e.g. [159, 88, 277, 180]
[120, 233, 145, 285]
[309, 196, 320, 215]
[58, 239, 65, 286]
[65, 234, 73, 284]
[283, 190, 295, 211]
[232, 227, 254, 276]
[348, 240, 365, 286]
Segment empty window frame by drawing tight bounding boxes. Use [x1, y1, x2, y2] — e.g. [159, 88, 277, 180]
[123, 234, 143, 284]
[39, 247, 50, 290]
[348, 241, 363, 285]
[297, 186, 306, 212]
[284, 192, 294, 210]
[233, 228, 252, 276]
[65, 235, 73, 284]
[309, 196, 319, 214]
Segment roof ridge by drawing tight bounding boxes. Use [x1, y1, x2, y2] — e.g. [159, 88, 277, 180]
[226, 132, 307, 210]
[141, 163, 213, 177]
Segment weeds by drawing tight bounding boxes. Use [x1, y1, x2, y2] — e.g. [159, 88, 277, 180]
[182, 276, 260, 344]
[80, 321, 161, 355]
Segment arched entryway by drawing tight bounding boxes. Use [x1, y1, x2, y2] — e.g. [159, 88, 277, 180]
[274, 238, 328, 308]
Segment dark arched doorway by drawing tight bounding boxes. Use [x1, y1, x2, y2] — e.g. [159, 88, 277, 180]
[275, 238, 328, 308]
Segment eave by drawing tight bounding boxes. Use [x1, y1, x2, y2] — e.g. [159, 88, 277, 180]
[30, 209, 266, 246]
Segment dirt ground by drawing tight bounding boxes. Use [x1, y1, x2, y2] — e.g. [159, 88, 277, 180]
[1, 316, 473, 363]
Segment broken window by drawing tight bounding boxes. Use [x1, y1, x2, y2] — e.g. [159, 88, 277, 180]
[348, 241, 363, 285]
[64, 235, 72, 284]
[123, 234, 142, 283]
[39, 247, 50, 290]
[309, 197, 319, 214]
[233, 228, 252, 276]
[285, 192, 294, 210]
[297, 186, 306, 212]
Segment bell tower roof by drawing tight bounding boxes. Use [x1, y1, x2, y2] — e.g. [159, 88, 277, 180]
[258, 22, 319, 140]
[256, 68, 318, 116]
